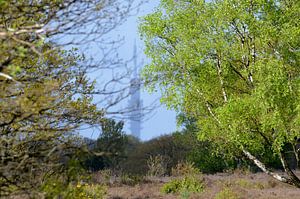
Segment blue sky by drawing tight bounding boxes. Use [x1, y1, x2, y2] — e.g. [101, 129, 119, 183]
[82, 0, 178, 141]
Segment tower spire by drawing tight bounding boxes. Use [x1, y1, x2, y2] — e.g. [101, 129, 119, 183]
[128, 41, 142, 139]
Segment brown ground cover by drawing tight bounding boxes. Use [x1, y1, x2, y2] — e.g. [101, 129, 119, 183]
[106, 171, 300, 199]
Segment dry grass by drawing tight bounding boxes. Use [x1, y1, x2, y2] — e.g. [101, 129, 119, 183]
[6, 171, 300, 199]
[104, 171, 300, 199]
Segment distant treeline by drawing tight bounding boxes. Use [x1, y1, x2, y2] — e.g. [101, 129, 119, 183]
[81, 117, 285, 176]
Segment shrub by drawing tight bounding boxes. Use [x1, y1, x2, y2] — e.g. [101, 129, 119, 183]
[161, 176, 204, 194]
[171, 162, 200, 177]
[121, 132, 238, 176]
[41, 170, 107, 199]
[147, 155, 168, 177]
[120, 174, 145, 186]
[88, 184, 107, 198]
[186, 143, 237, 174]
[41, 180, 107, 199]
[161, 179, 181, 194]
[121, 134, 191, 175]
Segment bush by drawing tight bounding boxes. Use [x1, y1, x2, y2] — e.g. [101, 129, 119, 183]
[120, 174, 145, 186]
[163, 162, 204, 195]
[120, 131, 238, 176]
[161, 176, 204, 194]
[41, 180, 107, 199]
[121, 134, 192, 175]
[41, 166, 107, 199]
[147, 155, 168, 177]
[171, 162, 200, 177]
[186, 142, 237, 174]
[65, 183, 107, 199]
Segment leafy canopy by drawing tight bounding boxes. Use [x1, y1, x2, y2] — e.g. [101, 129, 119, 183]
[140, 0, 300, 157]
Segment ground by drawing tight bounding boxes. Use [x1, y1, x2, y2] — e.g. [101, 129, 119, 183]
[105, 171, 300, 199]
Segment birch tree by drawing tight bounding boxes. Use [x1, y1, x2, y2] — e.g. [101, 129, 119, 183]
[140, 0, 300, 187]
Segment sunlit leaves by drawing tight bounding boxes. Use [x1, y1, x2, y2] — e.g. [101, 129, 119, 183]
[140, 0, 300, 158]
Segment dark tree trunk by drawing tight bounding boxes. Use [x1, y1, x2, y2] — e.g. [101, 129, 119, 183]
[279, 152, 300, 188]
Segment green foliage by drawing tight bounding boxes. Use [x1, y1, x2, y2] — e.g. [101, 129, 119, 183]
[41, 180, 107, 199]
[161, 176, 204, 195]
[0, 46, 103, 195]
[120, 134, 183, 175]
[41, 160, 106, 198]
[39, 157, 100, 198]
[97, 119, 128, 165]
[0, 0, 140, 196]
[84, 119, 128, 171]
[176, 114, 238, 173]
[161, 179, 181, 194]
[175, 116, 238, 173]
[163, 161, 204, 195]
[140, 0, 300, 176]
[0, 1, 105, 195]
[121, 129, 237, 175]
[41, 178, 66, 198]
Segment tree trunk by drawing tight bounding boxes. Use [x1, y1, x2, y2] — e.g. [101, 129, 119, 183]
[292, 143, 300, 169]
[279, 152, 300, 188]
[242, 149, 300, 188]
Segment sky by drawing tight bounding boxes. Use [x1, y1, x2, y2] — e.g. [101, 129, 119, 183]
[82, 0, 178, 141]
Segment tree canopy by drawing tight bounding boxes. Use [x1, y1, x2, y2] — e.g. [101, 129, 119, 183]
[140, 0, 300, 187]
[0, 0, 143, 196]
[0, 40, 103, 195]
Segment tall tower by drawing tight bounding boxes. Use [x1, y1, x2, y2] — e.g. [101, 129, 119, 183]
[128, 42, 142, 139]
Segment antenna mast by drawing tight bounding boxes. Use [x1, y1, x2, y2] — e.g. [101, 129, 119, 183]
[128, 41, 142, 139]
